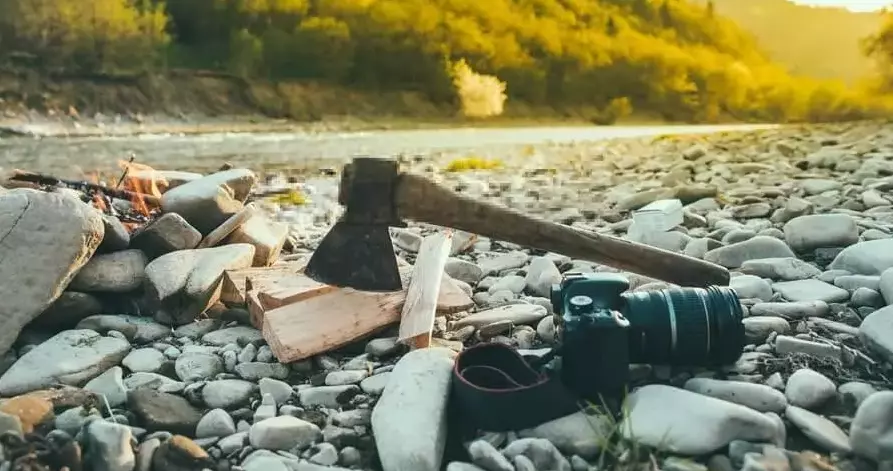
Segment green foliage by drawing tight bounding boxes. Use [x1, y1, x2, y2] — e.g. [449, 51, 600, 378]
[1, 0, 891, 123]
[0, 0, 169, 72]
[444, 156, 503, 172]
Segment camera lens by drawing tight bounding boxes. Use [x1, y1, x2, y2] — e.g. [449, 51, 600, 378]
[620, 285, 745, 366]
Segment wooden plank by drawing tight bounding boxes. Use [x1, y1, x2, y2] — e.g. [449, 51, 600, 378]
[398, 232, 452, 349]
[220, 259, 307, 304]
[263, 288, 406, 363]
[262, 261, 474, 363]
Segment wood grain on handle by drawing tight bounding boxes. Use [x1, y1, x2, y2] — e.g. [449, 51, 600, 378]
[394, 173, 730, 287]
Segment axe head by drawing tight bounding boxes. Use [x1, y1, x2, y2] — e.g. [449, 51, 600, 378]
[304, 157, 407, 292]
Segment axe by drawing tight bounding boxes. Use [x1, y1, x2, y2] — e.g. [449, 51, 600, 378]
[305, 157, 730, 291]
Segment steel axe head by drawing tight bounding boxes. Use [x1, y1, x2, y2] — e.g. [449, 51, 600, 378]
[304, 157, 407, 292]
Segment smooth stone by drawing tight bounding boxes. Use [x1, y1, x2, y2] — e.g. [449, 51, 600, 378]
[785, 369, 836, 410]
[620, 385, 778, 455]
[0, 329, 130, 396]
[684, 378, 788, 413]
[743, 317, 791, 343]
[122, 348, 165, 373]
[83, 366, 128, 407]
[858, 305, 893, 362]
[749, 301, 829, 319]
[850, 390, 893, 461]
[772, 279, 849, 303]
[704, 236, 795, 269]
[452, 304, 548, 329]
[70, 249, 148, 293]
[730, 275, 773, 301]
[830, 239, 893, 275]
[517, 411, 611, 459]
[146, 244, 255, 325]
[129, 213, 202, 259]
[83, 419, 136, 471]
[786, 405, 852, 453]
[783, 214, 859, 252]
[372, 348, 455, 471]
[129, 389, 202, 435]
[524, 257, 562, 298]
[249, 416, 321, 450]
[202, 326, 263, 346]
[196, 408, 236, 438]
[174, 352, 223, 382]
[202, 379, 256, 409]
[739, 258, 821, 281]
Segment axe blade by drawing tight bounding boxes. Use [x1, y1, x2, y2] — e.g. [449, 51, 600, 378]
[304, 222, 403, 292]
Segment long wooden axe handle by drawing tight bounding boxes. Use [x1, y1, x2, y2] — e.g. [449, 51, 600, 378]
[387, 173, 730, 287]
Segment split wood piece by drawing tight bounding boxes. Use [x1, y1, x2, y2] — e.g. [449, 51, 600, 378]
[261, 268, 473, 363]
[254, 266, 472, 325]
[220, 259, 309, 304]
[198, 205, 256, 249]
[397, 231, 453, 349]
[8, 170, 162, 207]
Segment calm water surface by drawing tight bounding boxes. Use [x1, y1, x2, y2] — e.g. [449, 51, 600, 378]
[0, 123, 777, 176]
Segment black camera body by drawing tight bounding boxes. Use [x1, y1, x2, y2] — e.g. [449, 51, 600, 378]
[550, 272, 745, 403]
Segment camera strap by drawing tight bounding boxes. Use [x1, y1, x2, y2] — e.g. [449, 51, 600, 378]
[450, 342, 583, 432]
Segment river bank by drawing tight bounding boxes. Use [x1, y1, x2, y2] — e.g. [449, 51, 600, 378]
[0, 120, 892, 471]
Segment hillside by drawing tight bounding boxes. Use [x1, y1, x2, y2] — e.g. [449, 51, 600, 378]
[0, 0, 890, 124]
[696, 0, 883, 84]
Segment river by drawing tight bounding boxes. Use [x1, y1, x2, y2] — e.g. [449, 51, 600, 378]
[0, 123, 778, 176]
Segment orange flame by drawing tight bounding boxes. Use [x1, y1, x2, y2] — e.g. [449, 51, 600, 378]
[117, 160, 167, 218]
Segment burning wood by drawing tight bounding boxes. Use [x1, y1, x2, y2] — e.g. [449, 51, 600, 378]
[9, 170, 162, 209]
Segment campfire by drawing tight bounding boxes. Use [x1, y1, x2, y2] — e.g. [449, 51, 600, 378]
[9, 158, 167, 233]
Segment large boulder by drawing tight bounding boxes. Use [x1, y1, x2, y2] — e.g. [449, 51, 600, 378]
[0, 189, 104, 356]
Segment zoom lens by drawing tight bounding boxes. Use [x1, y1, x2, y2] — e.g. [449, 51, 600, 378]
[620, 286, 745, 366]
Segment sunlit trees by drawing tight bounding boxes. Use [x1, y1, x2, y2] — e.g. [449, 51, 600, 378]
[0, 0, 890, 122]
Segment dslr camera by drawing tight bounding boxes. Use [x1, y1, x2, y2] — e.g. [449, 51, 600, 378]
[550, 272, 745, 403]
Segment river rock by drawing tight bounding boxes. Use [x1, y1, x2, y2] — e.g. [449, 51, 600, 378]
[83, 419, 136, 471]
[830, 239, 893, 275]
[739, 257, 822, 281]
[684, 378, 787, 413]
[0, 329, 130, 396]
[30, 291, 103, 329]
[619, 384, 779, 455]
[785, 369, 836, 409]
[202, 379, 256, 408]
[83, 366, 128, 407]
[145, 244, 255, 325]
[850, 390, 893, 461]
[98, 214, 130, 253]
[160, 170, 252, 235]
[372, 348, 456, 471]
[785, 405, 852, 453]
[130, 213, 202, 259]
[76, 315, 170, 343]
[748, 301, 829, 319]
[129, 389, 202, 435]
[703, 236, 795, 268]
[859, 305, 893, 362]
[729, 275, 773, 301]
[783, 214, 859, 252]
[452, 304, 548, 329]
[70, 249, 147, 293]
[524, 256, 562, 298]
[0, 189, 105, 357]
[772, 279, 849, 303]
[249, 416, 321, 450]
[224, 213, 289, 267]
